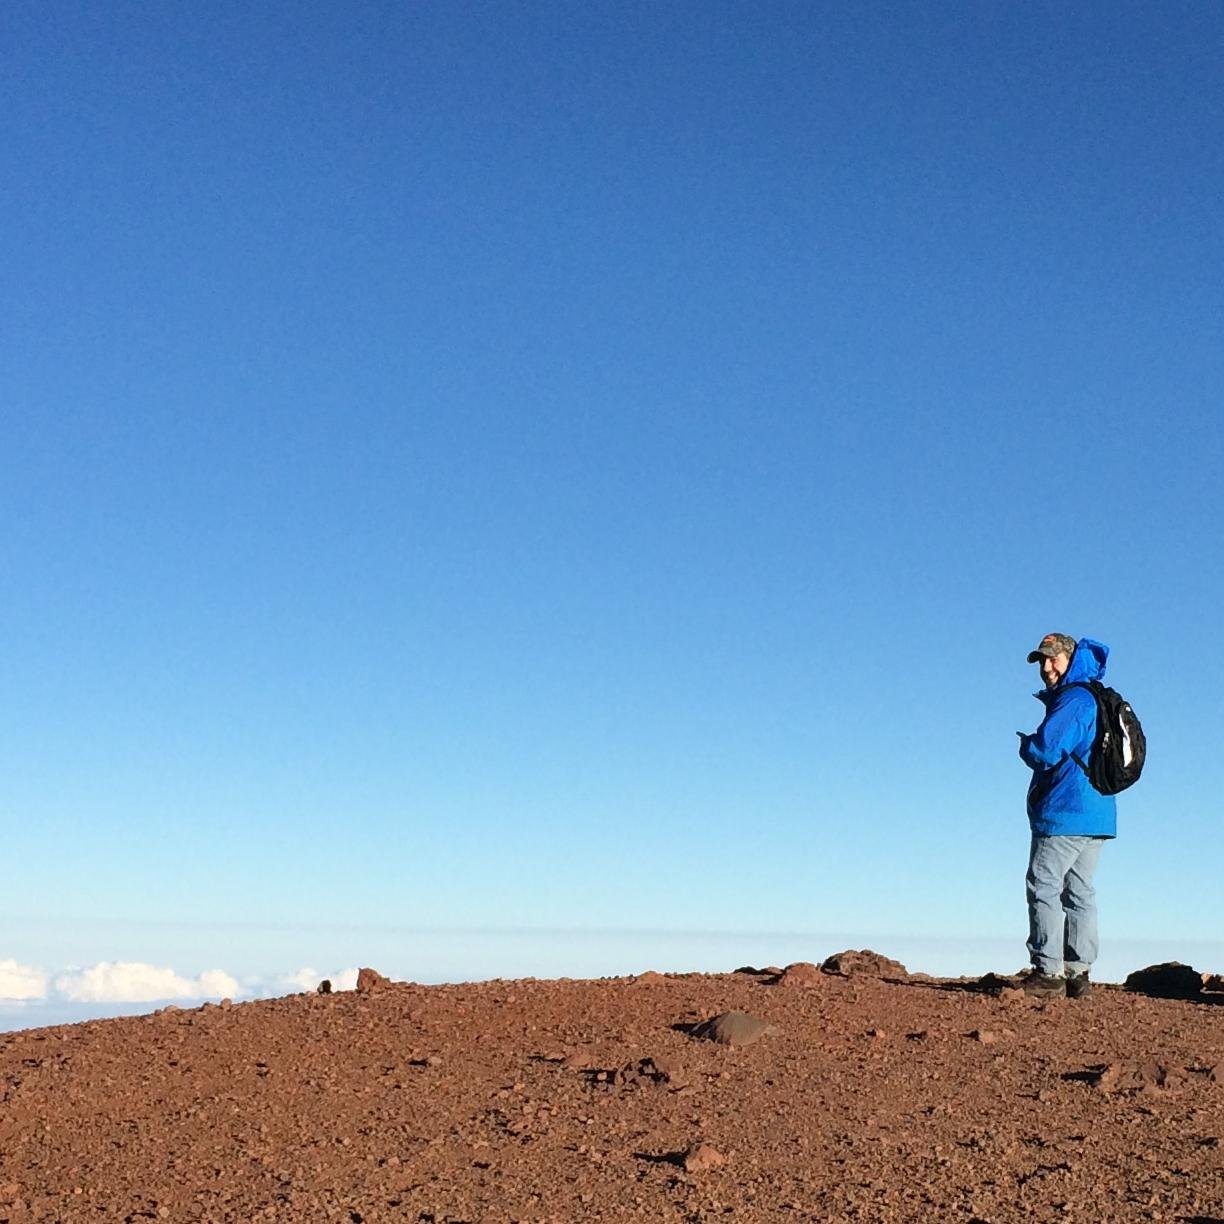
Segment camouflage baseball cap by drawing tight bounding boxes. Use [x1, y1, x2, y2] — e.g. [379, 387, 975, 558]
[1027, 632, 1077, 663]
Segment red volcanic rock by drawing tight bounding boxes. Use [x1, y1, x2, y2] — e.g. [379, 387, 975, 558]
[1088, 1061, 1188, 1094]
[769, 961, 823, 988]
[613, 1055, 686, 1089]
[821, 949, 908, 980]
[682, 1142, 726, 1172]
[4, 968, 1224, 1220]
[355, 966, 390, 993]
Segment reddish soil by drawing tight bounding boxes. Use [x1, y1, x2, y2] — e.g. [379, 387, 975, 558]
[3, 963, 1224, 1222]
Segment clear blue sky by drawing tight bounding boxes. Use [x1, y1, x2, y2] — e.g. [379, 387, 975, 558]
[3, 2, 1222, 1023]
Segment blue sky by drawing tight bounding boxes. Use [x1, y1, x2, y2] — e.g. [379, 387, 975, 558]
[3, 2, 1222, 1026]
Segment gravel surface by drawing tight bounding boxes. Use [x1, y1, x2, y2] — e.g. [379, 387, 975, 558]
[3, 964, 1223, 1222]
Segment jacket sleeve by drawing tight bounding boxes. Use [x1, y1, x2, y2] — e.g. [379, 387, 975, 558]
[1020, 691, 1094, 771]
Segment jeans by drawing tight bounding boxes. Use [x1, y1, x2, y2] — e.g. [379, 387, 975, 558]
[1026, 835, 1105, 976]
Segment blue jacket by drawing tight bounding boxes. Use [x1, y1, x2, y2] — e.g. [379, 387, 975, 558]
[1019, 638, 1117, 838]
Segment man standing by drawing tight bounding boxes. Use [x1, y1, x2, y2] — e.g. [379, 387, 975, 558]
[1017, 633, 1117, 999]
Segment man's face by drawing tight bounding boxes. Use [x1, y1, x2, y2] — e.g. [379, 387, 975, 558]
[1039, 651, 1071, 689]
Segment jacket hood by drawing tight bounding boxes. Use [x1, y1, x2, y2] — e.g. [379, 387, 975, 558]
[1063, 638, 1109, 685]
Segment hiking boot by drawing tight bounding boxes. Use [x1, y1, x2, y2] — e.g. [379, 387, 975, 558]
[1066, 972, 1092, 1000]
[1021, 971, 1066, 999]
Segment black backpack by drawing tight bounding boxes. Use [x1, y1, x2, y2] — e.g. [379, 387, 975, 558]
[1065, 680, 1147, 795]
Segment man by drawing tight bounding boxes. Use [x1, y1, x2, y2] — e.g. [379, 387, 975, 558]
[1016, 633, 1117, 999]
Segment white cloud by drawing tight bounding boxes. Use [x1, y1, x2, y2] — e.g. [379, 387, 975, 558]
[4, 958, 365, 1013]
[52, 962, 239, 1003]
[277, 966, 359, 993]
[0, 959, 48, 1001]
[196, 968, 240, 996]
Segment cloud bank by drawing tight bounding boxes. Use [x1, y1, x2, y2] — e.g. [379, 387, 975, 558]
[278, 966, 359, 994]
[0, 959, 48, 1001]
[52, 962, 240, 1003]
[1, 960, 358, 1004]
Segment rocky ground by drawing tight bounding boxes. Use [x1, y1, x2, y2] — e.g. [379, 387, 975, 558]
[3, 956, 1223, 1223]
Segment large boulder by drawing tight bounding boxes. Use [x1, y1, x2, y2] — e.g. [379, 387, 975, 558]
[689, 1011, 775, 1046]
[769, 961, 823, 987]
[821, 949, 908, 981]
[1123, 962, 1202, 1000]
[356, 967, 390, 994]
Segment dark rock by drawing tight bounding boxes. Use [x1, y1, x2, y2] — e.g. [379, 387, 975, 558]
[317, 980, 332, 995]
[976, 972, 1015, 993]
[1123, 962, 1202, 1000]
[690, 1010, 774, 1046]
